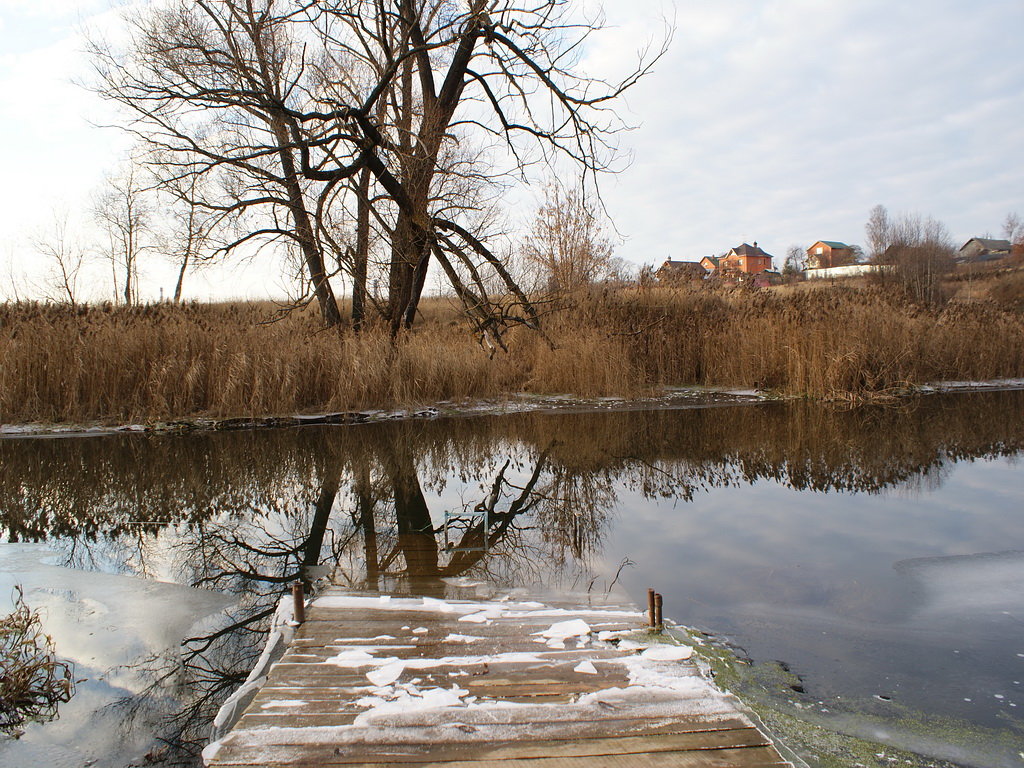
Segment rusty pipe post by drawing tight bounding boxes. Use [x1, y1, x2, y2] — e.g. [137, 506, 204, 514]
[292, 581, 306, 625]
[654, 592, 663, 631]
[647, 588, 656, 628]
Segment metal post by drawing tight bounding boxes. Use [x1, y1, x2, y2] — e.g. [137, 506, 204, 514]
[654, 592, 663, 631]
[292, 582, 306, 625]
[647, 588, 656, 628]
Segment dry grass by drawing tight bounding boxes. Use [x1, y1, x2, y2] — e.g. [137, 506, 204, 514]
[2, 283, 1024, 424]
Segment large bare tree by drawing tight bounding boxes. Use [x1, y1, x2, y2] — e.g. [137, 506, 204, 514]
[92, 0, 665, 336]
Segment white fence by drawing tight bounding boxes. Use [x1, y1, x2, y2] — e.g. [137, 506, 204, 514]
[804, 264, 888, 280]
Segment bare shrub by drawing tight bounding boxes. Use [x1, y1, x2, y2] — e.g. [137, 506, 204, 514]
[0, 587, 77, 738]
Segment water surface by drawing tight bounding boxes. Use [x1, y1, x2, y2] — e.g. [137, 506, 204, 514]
[2, 391, 1023, 766]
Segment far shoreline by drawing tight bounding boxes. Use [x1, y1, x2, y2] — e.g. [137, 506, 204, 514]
[4, 379, 1023, 440]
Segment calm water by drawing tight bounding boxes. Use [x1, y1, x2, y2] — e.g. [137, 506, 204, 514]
[1, 391, 1023, 767]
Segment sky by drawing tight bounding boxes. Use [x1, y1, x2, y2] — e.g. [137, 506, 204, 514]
[0, 0, 1022, 302]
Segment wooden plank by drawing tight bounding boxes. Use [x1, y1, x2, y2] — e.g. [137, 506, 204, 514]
[211, 745, 785, 768]
[242, 699, 750, 729]
[214, 729, 769, 762]
[231, 714, 752, 737]
[278, 647, 635, 663]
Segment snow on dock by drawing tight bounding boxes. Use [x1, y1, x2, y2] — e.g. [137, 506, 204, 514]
[203, 587, 792, 767]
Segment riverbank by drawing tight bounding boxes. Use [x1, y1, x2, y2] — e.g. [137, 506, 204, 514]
[5, 378, 1024, 439]
[3, 284, 1024, 425]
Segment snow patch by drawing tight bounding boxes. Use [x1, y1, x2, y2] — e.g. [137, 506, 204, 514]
[535, 619, 592, 640]
[259, 700, 306, 709]
[366, 661, 406, 686]
[641, 645, 694, 661]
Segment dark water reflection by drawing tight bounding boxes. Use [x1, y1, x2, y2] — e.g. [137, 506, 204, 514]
[2, 391, 1024, 766]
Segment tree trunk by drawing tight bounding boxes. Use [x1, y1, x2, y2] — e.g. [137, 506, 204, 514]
[274, 122, 343, 328]
[352, 167, 371, 331]
[388, 452, 442, 594]
[354, 463, 378, 587]
[173, 253, 188, 303]
[300, 467, 342, 587]
[404, 247, 431, 328]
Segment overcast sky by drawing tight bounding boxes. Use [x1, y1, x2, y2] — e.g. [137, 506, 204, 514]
[1, 0, 1021, 301]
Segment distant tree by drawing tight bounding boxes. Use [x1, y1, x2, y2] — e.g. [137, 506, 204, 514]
[1003, 212, 1024, 245]
[522, 184, 616, 293]
[782, 245, 805, 278]
[32, 209, 89, 306]
[157, 172, 221, 303]
[872, 209, 955, 304]
[865, 204, 891, 259]
[93, 162, 152, 305]
[849, 244, 865, 263]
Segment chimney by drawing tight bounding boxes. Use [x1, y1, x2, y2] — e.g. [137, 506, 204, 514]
[753, 241, 758, 249]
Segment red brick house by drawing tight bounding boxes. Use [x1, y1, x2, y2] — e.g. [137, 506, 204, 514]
[806, 241, 855, 269]
[704, 243, 773, 276]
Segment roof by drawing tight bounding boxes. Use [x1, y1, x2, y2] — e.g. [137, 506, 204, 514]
[701, 255, 721, 266]
[658, 260, 706, 274]
[730, 242, 772, 258]
[813, 240, 851, 249]
[960, 237, 1012, 252]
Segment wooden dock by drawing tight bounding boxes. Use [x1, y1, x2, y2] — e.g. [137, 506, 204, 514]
[204, 586, 793, 767]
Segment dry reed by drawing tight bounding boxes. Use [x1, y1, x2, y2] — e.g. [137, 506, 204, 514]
[2, 283, 1024, 424]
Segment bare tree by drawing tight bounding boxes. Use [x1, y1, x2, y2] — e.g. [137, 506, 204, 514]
[871, 208, 955, 304]
[782, 244, 804, 278]
[93, 162, 151, 305]
[32, 210, 89, 306]
[1003, 212, 1023, 245]
[522, 183, 617, 293]
[157, 173, 221, 303]
[865, 204, 891, 259]
[92, 0, 666, 337]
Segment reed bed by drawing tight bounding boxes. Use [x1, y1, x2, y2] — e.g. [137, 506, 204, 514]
[2, 284, 1024, 424]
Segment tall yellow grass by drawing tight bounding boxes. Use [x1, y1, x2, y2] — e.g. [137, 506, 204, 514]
[2, 284, 1023, 424]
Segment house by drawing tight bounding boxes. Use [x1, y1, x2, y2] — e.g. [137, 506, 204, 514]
[806, 240, 856, 270]
[700, 255, 720, 272]
[958, 238, 1012, 263]
[656, 259, 707, 282]
[705, 242, 774, 276]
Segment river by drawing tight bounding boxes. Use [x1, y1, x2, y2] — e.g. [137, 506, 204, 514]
[1, 390, 1023, 767]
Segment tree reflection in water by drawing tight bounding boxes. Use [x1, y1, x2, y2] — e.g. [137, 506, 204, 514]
[1, 390, 1023, 764]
